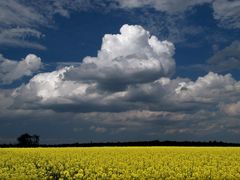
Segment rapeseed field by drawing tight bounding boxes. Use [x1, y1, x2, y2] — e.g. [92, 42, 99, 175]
[0, 147, 240, 179]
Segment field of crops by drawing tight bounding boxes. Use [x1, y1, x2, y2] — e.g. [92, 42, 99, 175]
[0, 147, 240, 179]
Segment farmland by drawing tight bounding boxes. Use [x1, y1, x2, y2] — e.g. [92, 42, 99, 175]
[0, 147, 240, 179]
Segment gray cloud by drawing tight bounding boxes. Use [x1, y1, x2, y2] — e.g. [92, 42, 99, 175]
[12, 63, 240, 115]
[212, 0, 240, 29]
[208, 41, 240, 72]
[90, 126, 107, 133]
[0, 54, 42, 84]
[221, 101, 240, 117]
[1, 72, 240, 143]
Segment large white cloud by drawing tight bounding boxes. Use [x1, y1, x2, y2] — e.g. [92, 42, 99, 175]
[0, 54, 42, 84]
[13, 67, 96, 104]
[13, 67, 240, 115]
[13, 69, 139, 114]
[7, 25, 240, 119]
[175, 72, 240, 103]
[9, 24, 240, 114]
[12, 66, 132, 112]
[12, 24, 176, 110]
[65, 24, 175, 90]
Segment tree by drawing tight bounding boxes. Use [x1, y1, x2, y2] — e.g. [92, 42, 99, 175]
[17, 133, 40, 146]
[31, 135, 40, 145]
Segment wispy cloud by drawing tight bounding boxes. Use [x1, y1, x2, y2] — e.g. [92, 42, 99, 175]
[115, 0, 211, 13]
[0, 0, 47, 49]
[208, 41, 240, 72]
[0, 0, 95, 49]
[0, 28, 45, 49]
[115, 0, 240, 29]
[179, 40, 240, 73]
[213, 0, 240, 29]
[0, 0, 239, 49]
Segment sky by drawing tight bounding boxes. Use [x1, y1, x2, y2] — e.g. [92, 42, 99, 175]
[0, 0, 240, 144]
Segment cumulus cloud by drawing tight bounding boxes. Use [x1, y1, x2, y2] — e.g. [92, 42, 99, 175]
[13, 66, 138, 112]
[174, 72, 240, 103]
[13, 66, 240, 116]
[9, 25, 240, 116]
[13, 66, 132, 112]
[65, 24, 175, 91]
[13, 67, 89, 103]
[3, 70, 240, 142]
[0, 54, 42, 84]
[11, 25, 177, 113]
[121, 72, 240, 115]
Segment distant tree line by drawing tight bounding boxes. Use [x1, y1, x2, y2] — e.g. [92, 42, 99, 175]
[0, 136, 239, 147]
[43, 140, 239, 147]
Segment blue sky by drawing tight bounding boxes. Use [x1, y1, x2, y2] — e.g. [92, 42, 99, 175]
[0, 0, 240, 144]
